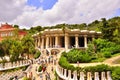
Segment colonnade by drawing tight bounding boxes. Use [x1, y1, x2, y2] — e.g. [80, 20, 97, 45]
[35, 34, 95, 50]
[56, 65, 112, 80]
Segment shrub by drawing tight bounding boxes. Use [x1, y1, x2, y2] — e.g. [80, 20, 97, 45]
[34, 51, 41, 59]
[103, 52, 111, 58]
[112, 67, 120, 80]
[64, 49, 92, 63]
[22, 77, 31, 80]
[38, 66, 42, 72]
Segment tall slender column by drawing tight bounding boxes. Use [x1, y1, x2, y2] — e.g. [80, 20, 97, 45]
[75, 34, 79, 48]
[55, 35, 59, 48]
[101, 72, 106, 80]
[92, 35, 95, 41]
[41, 37, 44, 49]
[87, 72, 92, 80]
[107, 71, 112, 80]
[68, 70, 71, 79]
[94, 72, 99, 80]
[46, 36, 49, 48]
[65, 33, 69, 50]
[38, 37, 41, 48]
[73, 71, 77, 80]
[64, 69, 67, 78]
[49, 36, 52, 48]
[80, 72, 84, 80]
[35, 39, 37, 48]
[84, 35, 87, 48]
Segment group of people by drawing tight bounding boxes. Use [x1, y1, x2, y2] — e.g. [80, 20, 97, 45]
[25, 49, 58, 80]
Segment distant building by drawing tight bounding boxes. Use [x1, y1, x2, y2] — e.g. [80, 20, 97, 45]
[33, 28, 101, 51]
[0, 23, 27, 41]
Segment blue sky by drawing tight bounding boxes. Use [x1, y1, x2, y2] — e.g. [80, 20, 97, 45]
[27, 0, 58, 10]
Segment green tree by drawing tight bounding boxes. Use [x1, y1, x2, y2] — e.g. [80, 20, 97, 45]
[0, 43, 5, 60]
[22, 35, 35, 59]
[9, 40, 23, 61]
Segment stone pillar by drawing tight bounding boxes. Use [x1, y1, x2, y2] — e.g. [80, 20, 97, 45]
[65, 33, 69, 50]
[41, 37, 44, 49]
[75, 34, 79, 48]
[84, 35, 87, 48]
[38, 37, 41, 48]
[55, 35, 59, 48]
[35, 39, 37, 48]
[64, 69, 67, 78]
[107, 71, 112, 80]
[94, 72, 99, 80]
[101, 72, 106, 80]
[73, 71, 77, 80]
[46, 36, 49, 48]
[80, 72, 84, 80]
[50, 36, 52, 48]
[61, 68, 64, 75]
[87, 72, 92, 80]
[92, 35, 95, 41]
[68, 70, 71, 80]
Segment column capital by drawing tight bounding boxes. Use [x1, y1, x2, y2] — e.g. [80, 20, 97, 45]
[75, 34, 79, 37]
[46, 35, 50, 37]
[84, 35, 87, 37]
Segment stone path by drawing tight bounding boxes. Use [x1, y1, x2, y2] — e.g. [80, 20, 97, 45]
[104, 55, 120, 64]
[72, 55, 120, 67]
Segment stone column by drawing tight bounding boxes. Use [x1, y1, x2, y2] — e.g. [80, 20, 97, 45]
[94, 72, 99, 80]
[87, 72, 92, 80]
[107, 71, 112, 80]
[35, 39, 37, 48]
[41, 37, 44, 49]
[65, 33, 69, 50]
[80, 72, 84, 80]
[75, 34, 79, 48]
[64, 69, 67, 78]
[55, 35, 59, 48]
[46, 36, 49, 48]
[68, 70, 71, 80]
[84, 35, 87, 48]
[73, 71, 77, 80]
[38, 37, 41, 48]
[92, 35, 95, 41]
[50, 36, 52, 48]
[101, 72, 106, 80]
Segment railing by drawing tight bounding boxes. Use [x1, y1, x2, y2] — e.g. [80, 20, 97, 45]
[56, 65, 112, 80]
[0, 60, 31, 71]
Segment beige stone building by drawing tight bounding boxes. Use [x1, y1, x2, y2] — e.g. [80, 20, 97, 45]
[33, 28, 101, 51]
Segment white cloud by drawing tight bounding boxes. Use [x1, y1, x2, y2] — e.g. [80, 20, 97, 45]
[0, 0, 120, 29]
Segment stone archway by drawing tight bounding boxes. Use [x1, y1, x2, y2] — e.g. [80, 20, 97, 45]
[51, 49, 60, 55]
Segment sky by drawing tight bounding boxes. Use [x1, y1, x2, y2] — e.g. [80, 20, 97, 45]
[0, 0, 120, 29]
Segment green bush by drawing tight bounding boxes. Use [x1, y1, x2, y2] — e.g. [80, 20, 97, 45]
[22, 77, 31, 80]
[64, 49, 92, 63]
[103, 52, 111, 58]
[34, 51, 41, 59]
[38, 66, 42, 72]
[112, 67, 120, 80]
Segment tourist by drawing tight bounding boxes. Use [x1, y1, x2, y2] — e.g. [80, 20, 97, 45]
[51, 66, 53, 72]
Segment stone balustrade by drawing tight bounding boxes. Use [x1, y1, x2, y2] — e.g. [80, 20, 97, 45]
[0, 60, 31, 71]
[56, 65, 112, 80]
